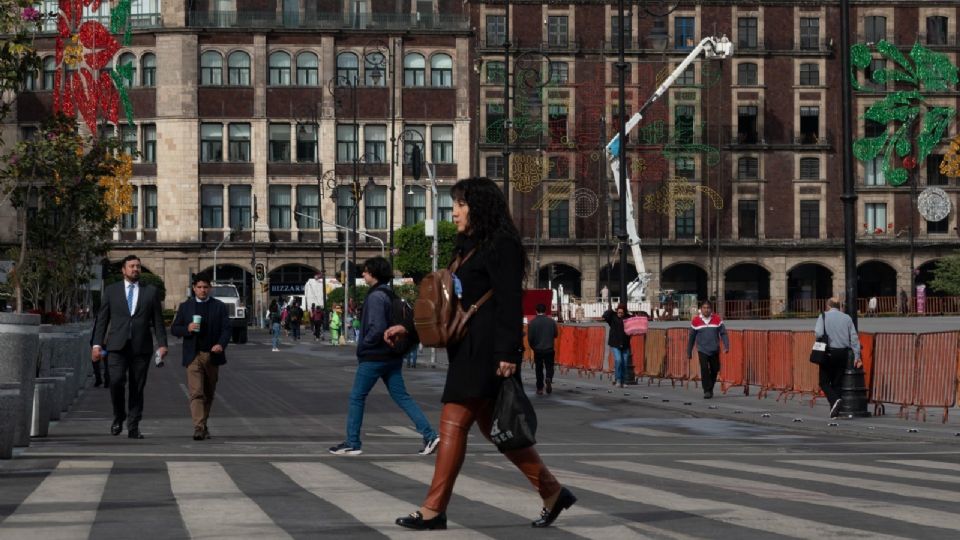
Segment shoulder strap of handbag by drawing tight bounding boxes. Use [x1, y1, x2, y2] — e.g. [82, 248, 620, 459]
[820, 312, 830, 344]
[448, 248, 494, 312]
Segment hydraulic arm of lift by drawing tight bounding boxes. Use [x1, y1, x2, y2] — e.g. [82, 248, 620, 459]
[605, 35, 733, 301]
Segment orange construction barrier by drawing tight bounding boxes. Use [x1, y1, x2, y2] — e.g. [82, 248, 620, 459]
[859, 332, 874, 393]
[790, 332, 823, 405]
[718, 330, 746, 394]
[914, 331, 959, 423]
[522, 327, 533, 367]
[583, 326, 608, 378]
[554, 325, 577, 375]
[629, 334, 645, 378]
[570, 327, 589, 375]
[743, 330, 768, 397]
[957, 348, 960, 411]
[870, 333, 917, 418]
[665, 328, 691, 387]
[643, 329, 666, 382]
[766, 331, 794, 400]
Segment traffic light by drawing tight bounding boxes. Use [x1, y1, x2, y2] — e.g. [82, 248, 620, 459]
[255, 262, 265, 282]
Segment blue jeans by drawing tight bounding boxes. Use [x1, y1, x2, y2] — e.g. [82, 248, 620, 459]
[404, 347, 418, 367]
[271, 323, 281, 349]
[612, 347, 631, 384]
[346, 360, 437, 449]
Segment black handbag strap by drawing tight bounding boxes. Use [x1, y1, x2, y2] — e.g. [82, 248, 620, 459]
[818, 312, 830, 346]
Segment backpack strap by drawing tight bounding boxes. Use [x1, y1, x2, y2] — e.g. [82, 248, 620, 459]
[467, 289, 494, 313]
[449, 248, 477, 273]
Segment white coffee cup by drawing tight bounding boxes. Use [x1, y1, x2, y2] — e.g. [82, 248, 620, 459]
[192, 314, 202, 332]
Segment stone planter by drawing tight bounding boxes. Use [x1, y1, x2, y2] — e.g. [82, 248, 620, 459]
[31, 378, 57, 437]
[0, 312, 41, 448]
[0, 383, 21, 459]
[45, 375, 66, 421]
[50, 367, 75, 412]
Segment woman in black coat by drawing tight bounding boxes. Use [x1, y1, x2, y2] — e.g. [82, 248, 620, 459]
[387, 177, 576, 531]
[602, 303, 631, 388]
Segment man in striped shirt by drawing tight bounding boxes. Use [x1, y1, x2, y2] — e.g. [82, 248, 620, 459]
[687, 300, 730, 399]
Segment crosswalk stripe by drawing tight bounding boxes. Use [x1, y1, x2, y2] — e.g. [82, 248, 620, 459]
[0, 460, 112, 540]
[550, 465, 904, 540]
[690, 459, 960, 503]
[589, 461, 960, 533]
[376, 461, 668, 540]
[380, 426, 422, 438]
[879, 459, 960, 473]
[167, 462, 293, 540]
[781, 459, 960, 484]
[273, 462, 493, 539]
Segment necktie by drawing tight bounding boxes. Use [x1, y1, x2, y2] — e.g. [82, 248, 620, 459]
[127, 283, 135, 314]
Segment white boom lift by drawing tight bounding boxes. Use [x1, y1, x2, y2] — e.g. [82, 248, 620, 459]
[605, 35, 733, 302]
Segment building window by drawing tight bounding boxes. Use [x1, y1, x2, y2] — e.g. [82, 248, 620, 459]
[296, 123, 317, 163]
[269, 123, 290, 162]
[229, 185, 252, 230]
[737, 62, 757, 85]
[364, 125, 387, 163]
[228, 123, 251, 162]
[227, 51, 250, 86]
[799, 63, 819, 86]
[296, 52, 319, 86]
[437, 187, 453, 221]
[738, 157, 759, 179]
[738, 17, 758, 49]
[549, 199, 569, 238]
[738, 199, 758, 239]
[121, 186, 139, 230]
[676, 157, 695, 179]
[548, 104, 568, 143]
[296, 186, 319, 229]
[547, 15, 568, 47]
[799, 106, 820, 144]
[42, 56, 56, 89]
[547, 156, 570, 179]
[201, 185, 224, 229]
[120, 124, 137, 156]
[365, 51, 387, 87]
[141, 53, 156, 87]
[403, 53, 425, 86]
[485, 103, 504, 142]
[486, 14, 506, 47]
[928, 216, 949, 234]
[863, 59, 886, 91]
[675, 16, 695, 49]
[269, 51, 291, 86]
[865, 15, 886, 44]
[335, 187, 353, 228]
[611, 15, 632, 48]
[677, 65, 695, 85]
[486, 155, 504, 178]
[117, 52, 136, 88]
[404, 188, 426, 226]
[800, 200, 819, 239]
[865, 203, 887, 233]
[337, 124, 357, 163]
[200, 123, 223, 163]
[143, 186, 157, 229]
[800, 157, 819, 179]
[200, 51, 222, 85]
[365, 185, 387, 229]
[20, 126, 38, 141]
[675, 104, 695, 144]
[431, 125, 454, 163]
[799, 17, 820, 50]
[336, 52, 358, 84]
[23, 67, 36, 91]
[430, 54, 452, 87]
[98, 124, 114, 141]
[864, 157, 886, 186]
[269, 186, 292, 229]
[927, 154, 949, 186]
[738, 105, 758, 144]
[675, 206, 695, 238]
[486, 61, 505, 84]
[927, 16, 948, 46]
[549, 62, 568, 84]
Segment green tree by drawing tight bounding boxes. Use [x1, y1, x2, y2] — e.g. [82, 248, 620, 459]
[326, 285, 369, 307]
[105, 269, 166, 303]
[0, 1, 42, 139]
[394, 221, 457, 281]
[929, 252, 960, 295]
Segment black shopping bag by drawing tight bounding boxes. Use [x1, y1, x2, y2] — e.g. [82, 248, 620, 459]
[490, 377, 538, 452]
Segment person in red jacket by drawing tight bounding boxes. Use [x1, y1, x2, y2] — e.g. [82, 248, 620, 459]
[686, 300, 729, 399]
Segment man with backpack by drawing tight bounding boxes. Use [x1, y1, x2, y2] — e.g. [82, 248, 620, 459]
[288, 299, 304, 341]
[329, 256, 439, 456]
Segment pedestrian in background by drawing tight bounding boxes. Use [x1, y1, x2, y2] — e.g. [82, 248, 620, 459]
[310, 303, 324, 341]
[387, 177, 575, 531]
[686, 300, 729, 399]
[602, 303, 632, 388]
[170, 272, 231, 440]
[328, 256, 439, 457]
[404, 343, 420, 368]
[527, 303, 558, 395]
[268, 300, 282, 351]
[288, 299, 304, 341]
[329, 304, 342, 345]
[814, 297, 862, 418]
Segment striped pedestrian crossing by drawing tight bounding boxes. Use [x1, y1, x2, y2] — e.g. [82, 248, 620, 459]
[3, 457, 960, 539]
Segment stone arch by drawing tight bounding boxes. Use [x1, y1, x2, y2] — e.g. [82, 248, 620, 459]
[917, 259, 945, 296]
[857, 260, 897, 298]
[787, 262, 833, 313]
[661, 262, 708, 301]
[723, 263, 771, 318]
[598, 262, 638, 299]
[537, 263, 582, 298]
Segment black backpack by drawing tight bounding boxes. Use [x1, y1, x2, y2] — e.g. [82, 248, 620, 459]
[380, 287, 419, 355]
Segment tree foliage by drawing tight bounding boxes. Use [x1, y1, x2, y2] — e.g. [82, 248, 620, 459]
[0, 1, 42, 139]
[326, 285, 369, 308]
[104, 269, 166, 303]
[393, 221, 458, 281]
[929, 252, 960, 296]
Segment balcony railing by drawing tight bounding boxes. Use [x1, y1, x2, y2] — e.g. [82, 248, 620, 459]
[792, 37, 833, 53]
[39, 13, 161, 32]
[189, 11, 469, 31]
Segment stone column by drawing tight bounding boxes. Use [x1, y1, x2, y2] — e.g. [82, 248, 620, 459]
[0, 312, 41, 447]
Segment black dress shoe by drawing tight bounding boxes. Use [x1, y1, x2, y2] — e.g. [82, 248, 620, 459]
[94, 380, 102, 388]
[531, 487, 577, 528]
[193, 428, 204, 441]
[110, 421, 123, 436]
[395, 511, 447, 530]
[128, 428, 144, 439]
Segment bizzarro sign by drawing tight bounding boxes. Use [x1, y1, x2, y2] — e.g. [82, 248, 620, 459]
[270, 283, 305, 294]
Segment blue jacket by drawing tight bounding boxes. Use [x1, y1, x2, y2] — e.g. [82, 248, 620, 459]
[357, 284, 400, 362]
[170, 297, 232, 367]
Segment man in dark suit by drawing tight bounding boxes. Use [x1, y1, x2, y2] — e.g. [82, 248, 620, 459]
[170, 272, 231, 440]
[91, 255, 168, 439]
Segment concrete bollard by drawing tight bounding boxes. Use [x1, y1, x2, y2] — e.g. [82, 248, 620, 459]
[0, 383, 22, 459]
[51, 368, 75, 412]
[31, 378, 57, 437]
[0, 312, 41, 448]
[45, 375, 66, 421]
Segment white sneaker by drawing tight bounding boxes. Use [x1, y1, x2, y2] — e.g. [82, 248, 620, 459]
[418, 437, 440, 455]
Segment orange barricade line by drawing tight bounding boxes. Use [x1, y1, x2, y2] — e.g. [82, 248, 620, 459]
[584, 326, 607, 378]
[643, 329, 666, 384]
[572, 327, 589, 377]
[870, 333, 917, 418]
[914, 331, 959, 423]
[554, 325, 577, 376]
[743, 330, 768, 398]
[790, 332, 823, 406]
[767, 331, 794, 402]
[665, 328, 689, 387]
[718, 330, 746, 395]
[630, 334, 645, 379]
[522, 327, 534, 368]
[859, 332, 874, 400]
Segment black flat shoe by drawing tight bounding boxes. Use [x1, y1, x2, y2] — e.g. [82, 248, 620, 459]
[395, 511, 447, 530]
[128, 428, 144, 439]
[110, 421, 122, 436]
[532, 487, 577, 528]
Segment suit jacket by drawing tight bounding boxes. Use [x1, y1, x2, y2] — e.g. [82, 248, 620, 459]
[170, 297, 232, 367]
[92, 281, 168, 355]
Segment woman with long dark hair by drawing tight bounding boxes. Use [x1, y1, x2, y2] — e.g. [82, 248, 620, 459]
[386, 177, 576, 530]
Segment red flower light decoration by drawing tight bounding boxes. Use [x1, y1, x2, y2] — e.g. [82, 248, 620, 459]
[903, 156, 917, 170]
[875, 227, 884, 234]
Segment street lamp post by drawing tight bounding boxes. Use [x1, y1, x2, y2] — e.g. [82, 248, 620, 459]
[212, 230, 232, 283]
[295, 103, 328, 312]
[839, 0, 858, 327]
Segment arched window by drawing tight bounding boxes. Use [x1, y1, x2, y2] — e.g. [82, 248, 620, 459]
[140, 53, 156, 87]
[117, 52, 136, 88]
[268, 51, 291, 86]
[200, 51, 223, 86]
[364, 51, 387, 87]
[228, 51, 251, 86]
[430, 53, 452, 87]
[403, 53, 425, 87]
[296, 52, 318, 86]
[336, 52, 358, 84]
[42, 56, 56, 90]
